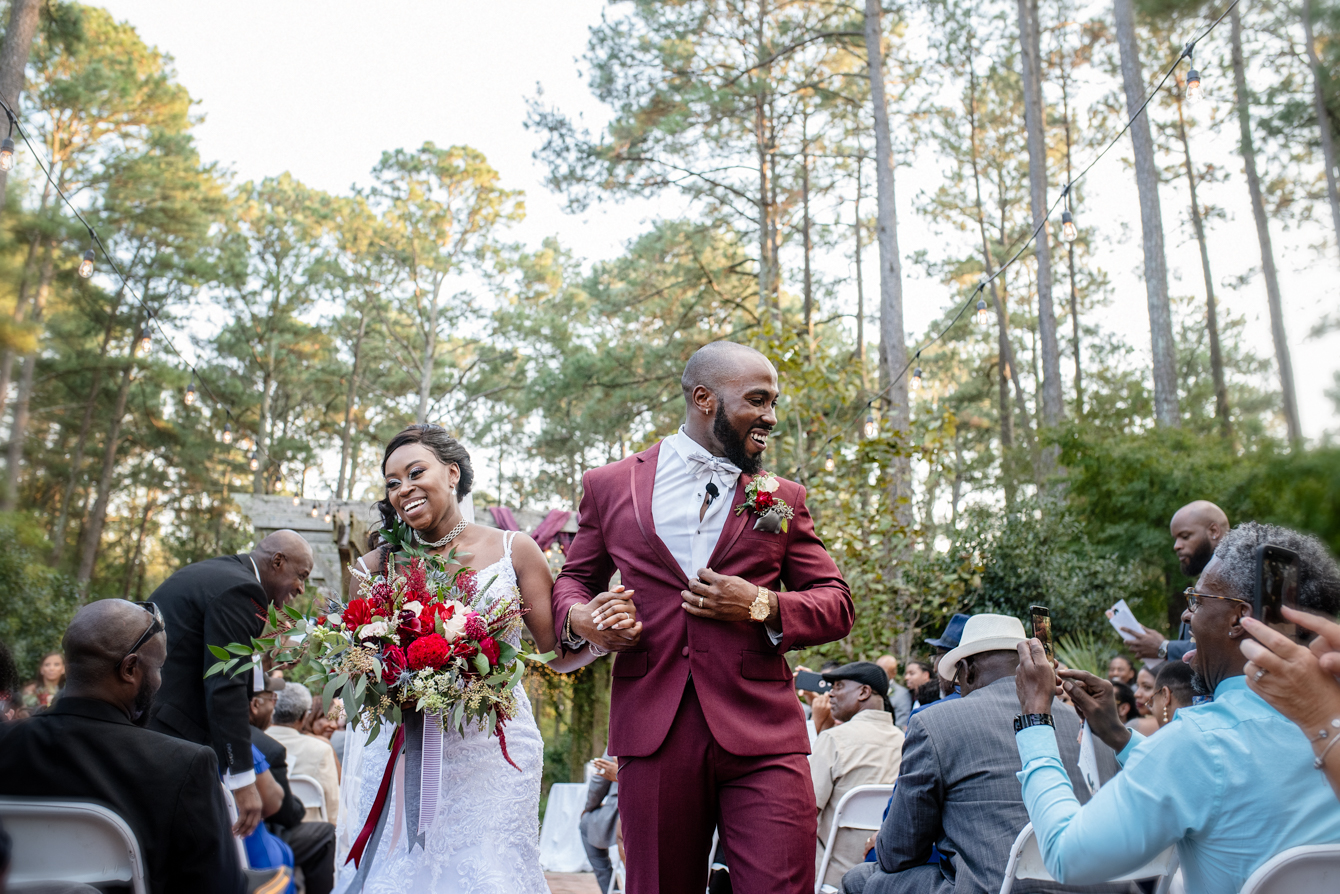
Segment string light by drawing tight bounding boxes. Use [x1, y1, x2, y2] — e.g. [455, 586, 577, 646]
[323, 510, 333, 524]
[824, 452, 835, 472]
[77, 248, 95, 278]
[221, 422, 233, 444]
[1060, 211, 1078, 243]
[292, 495, 301, 506]
[976, 297, 989, 326]
[911, 367, 923, 391]
[0, 137, 14, 173]
[248, 453, 260, 471]
[136, 326, 151, 354]
[184, 375, 196, 407]
[863, 413, 879, 439]
[309, 503, 319, 519]
[1185, 68, 1202, 103]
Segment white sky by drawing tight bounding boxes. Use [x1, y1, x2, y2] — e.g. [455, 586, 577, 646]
[96, 0, 1340, 461]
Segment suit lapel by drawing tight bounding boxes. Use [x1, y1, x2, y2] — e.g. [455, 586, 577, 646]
[629, 443, 691, 587]
[705, 473, 752, 570]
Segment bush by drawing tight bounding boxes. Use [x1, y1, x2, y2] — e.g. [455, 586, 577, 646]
[0, 513, 82, 680]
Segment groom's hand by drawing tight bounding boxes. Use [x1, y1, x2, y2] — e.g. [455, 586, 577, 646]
[570, 587, 642, 652]
[681, 569, 778, 624]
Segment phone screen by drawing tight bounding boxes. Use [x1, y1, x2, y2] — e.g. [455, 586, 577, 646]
[1256, 544, 1299, 626]
[1030, 605, 1054, 663]
[794, 670, 832, 694]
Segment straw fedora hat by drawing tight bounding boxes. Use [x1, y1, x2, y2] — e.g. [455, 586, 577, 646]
[937, 613, 1028, 682]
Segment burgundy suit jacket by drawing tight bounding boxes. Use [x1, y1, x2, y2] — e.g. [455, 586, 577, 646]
[552, 442, 854, 758]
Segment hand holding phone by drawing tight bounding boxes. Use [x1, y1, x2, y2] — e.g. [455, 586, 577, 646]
[794, 670, 832, 694]
[1031, 605, 1055, 665]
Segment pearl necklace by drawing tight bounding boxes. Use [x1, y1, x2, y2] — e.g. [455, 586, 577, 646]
[414, 519, 468, 549]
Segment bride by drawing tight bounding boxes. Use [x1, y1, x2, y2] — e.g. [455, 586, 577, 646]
[334, 424, 639, 894]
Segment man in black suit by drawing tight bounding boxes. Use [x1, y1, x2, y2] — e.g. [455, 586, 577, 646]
[249, 675, 336, 894]
[148, 530, 313, 837]
[0, 599, 288, 894]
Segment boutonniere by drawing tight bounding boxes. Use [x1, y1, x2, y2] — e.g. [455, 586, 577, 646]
[735, 471, 795, 533]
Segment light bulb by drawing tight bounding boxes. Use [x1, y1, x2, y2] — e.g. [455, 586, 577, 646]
[824, 452, 835, 472]
[310, 504, 319, 518]
[222, 422, 233, 444]
[323, 512, 332, 524]
[911, 367, 923, 391]
[0, 137, 15, 172]
[1060, 211, 1078, 244]
[292, 495, 301, 506]
[863, 413, 878, 439]
[78, 249, 95, 279]
[976, 298, 989, 326]
[137, 328, 150, 354]
[1185, 69, 1202, 104]
[184, 378, 196, 406]
[248, 453, 260, 471]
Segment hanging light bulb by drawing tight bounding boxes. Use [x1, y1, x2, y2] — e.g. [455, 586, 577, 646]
[183, 376, 196, 407]
[1185, 68, 1202, 104]
[292, 495, 301, 506]
[863, 413, 878, 439]
[78, 248, 96, 279]
[248, 452, 260, 472]
[0, 137, 15, 172]
[911, 367, 923, 391]
[1060, 210, 1078, 243]
[310, 503, 320, 519]
[323, 511, 333, 524]
[976, 297, 989, 327]
[824, 452, 836, 472]
[137, 327, 151, 354]
[221, 422, 233, 444]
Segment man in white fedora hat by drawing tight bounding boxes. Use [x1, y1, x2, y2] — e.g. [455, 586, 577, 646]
[841, 613, 1120, 894]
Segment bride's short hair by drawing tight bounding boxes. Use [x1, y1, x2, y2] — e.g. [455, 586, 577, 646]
[376, 425, 475, 536]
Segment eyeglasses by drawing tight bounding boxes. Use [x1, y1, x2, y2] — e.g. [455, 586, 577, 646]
[119, 602, 165, 666]
[1183, 587, 1249, 613]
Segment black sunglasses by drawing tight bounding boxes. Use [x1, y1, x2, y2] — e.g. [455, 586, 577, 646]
[119, 602, 165, 666]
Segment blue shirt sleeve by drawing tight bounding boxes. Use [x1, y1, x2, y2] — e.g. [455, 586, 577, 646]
[250, 743, 270, 775]
[1015, 723, 1218, 884]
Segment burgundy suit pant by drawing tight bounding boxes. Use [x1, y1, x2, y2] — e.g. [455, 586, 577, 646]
[618, 678, 816, 894]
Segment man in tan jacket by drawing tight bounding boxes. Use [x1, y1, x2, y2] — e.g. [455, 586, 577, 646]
[811, 661, 904, 889]
[266, 681, 339, 824]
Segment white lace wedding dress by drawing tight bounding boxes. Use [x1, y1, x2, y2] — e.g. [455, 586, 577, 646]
[333, 532, 550, 894]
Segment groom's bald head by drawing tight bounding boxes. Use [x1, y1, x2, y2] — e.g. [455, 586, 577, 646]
[681, 342, 774, 400]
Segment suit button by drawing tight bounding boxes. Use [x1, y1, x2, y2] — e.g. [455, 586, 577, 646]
[681, 647, 690, 658]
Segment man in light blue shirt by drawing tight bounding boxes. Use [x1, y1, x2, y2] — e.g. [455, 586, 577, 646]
[1012, 522, 1340, 894]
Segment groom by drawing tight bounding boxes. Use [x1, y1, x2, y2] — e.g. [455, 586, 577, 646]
[553, 341, 854, 894]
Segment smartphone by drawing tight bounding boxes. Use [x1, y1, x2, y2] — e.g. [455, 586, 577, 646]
[1254, 544, 1299, 626]
[1030, 605, 1054, 664]
[794, 670, 832, 694]
[1177, 620, 1191, 643]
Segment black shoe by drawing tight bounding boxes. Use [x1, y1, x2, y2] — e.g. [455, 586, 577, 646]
[244, 866, 292, 894]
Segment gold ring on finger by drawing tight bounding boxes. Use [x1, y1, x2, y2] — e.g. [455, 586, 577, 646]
[699, 596, 704, 608]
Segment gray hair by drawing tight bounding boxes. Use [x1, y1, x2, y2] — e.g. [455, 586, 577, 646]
[1212, 521, 1340, 616]
[273, 681, 313, 725]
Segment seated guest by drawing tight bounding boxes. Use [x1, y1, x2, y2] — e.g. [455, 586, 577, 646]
[903, 660, 932, 710]
[250, 678, 336, 894]
[1017, 522, 1340, 894]
[265, 682, 340, 823]
[1106, 655, 1135, 687]
[1148, 660, 1194, 729]
[812, 662, 904, 890]
[875, 655, 913, 728]
[842, 614, 1119, 894]
[0, 599, 287, 894]
[20, 651, 64, 712]
[909, 615, 970, 719]
[580, 753, 619, 894]
[1131, 666, 1156, 718]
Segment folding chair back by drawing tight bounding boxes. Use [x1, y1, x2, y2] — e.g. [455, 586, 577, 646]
[815, 784, 895, 894]
[999, 822, 1178, 894]
[1238, 844, 1340, 893]
[220, 783, 250, 868]
[0, 797, 148, 894]
[288, 773, 328, 821]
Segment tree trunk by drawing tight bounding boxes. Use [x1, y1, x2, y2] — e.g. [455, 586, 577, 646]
[1015, 0, 1064, 431]
[1231, 6, 1302, 441]
[0, 230, 48, 443]
[337, 311, 368, 500]
[1176, 89, 1231, 439]
[75, 336, 140, 592]
[417, 285, 439, 423]
[1302, 0, 1340, 263]
[754, 0, 772, 309]
[1113, 0, 1180, 427]
[2, 240, 54, 510]
[253, 366, 274, 493]
[1060, 71, 1084, 416]
[854, 160, 867, 390]
[863, 0, 911, 526]
[801, 147, 814, 345]
[121, 492, 156, 600]
[0, 0, 41, 217]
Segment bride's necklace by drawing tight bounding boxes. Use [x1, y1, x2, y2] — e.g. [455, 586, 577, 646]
[414, 518, 468, 549]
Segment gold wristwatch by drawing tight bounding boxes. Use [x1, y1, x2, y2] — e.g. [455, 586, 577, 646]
[750, 586, 773, 622]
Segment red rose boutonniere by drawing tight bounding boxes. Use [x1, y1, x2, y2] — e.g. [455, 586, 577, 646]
[735, 471, 795, 533]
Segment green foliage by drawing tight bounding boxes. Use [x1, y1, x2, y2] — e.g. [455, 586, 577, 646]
[1056, 629, 1108, 676]
[0, 514, 80, 679]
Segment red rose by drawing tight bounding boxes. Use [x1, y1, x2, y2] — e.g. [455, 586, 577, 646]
[397, 611, 427, 644]
[407, 634, 452, 670]
[344, 599, 373, 630]
[452, 640, 478, 660]
[754, 490, 775, 510]
[479, 636, 501, 665]
[463, 612, 488, 641]
[381, 645, 407, 683]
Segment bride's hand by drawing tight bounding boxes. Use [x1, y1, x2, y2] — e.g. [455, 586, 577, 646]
[570, 587, 642, 652]
[592, 589, 638, 632]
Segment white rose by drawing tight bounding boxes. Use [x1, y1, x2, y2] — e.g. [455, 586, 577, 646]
[402, 600, 424, 615]
[441, 613, 467, 643]
[359, 621, 389, 639]
[757, 476, 780, 494]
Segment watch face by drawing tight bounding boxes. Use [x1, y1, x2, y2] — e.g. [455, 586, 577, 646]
[751, 602, 769, 620]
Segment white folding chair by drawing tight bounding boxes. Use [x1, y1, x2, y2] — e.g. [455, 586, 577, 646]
[220, 783, 250, 869]
[0, 797, 148, 894]
[999, 822, 1178, 894]
[288, 773, 328, 821]
[816, 784, 895, 894]
[1238, 843, 1340, 893]
[609, 846, 626, 894]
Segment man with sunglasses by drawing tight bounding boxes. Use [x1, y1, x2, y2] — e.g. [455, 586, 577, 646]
[148, 530, 313, 838]
[0, 599, 289, 893]
[1012, 522, 1340, 894]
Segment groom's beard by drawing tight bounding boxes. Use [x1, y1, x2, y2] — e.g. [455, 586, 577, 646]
[714, 403, 764, 475]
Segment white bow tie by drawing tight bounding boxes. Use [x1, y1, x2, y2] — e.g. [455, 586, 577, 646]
[684, 452, 741, 483]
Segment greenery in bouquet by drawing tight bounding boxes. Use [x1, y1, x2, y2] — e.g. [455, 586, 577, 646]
[205, 521, 552, 768]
